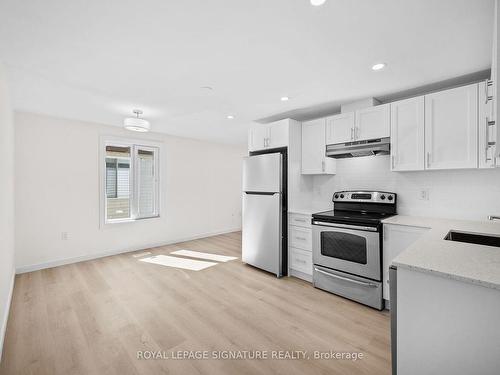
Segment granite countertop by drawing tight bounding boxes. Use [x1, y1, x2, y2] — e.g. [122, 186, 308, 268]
[288, 207, 331, 216]
[382, 215, 500, 290]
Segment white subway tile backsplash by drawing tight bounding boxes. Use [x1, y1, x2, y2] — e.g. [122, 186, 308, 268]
[311, 155, 500, 221]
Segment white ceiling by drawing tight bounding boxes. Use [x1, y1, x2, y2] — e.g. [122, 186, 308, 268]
[0, 0, 494, 144]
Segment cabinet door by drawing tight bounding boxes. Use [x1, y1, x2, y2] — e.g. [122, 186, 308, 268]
[493, 0, 500, 162]
[425, 84, 478, 170]
[390, 97, 425, 171]
[301, 119, 336, 175]
[248, 126, 269, 152]
[382, 224, 429, 301]
[325, 113, 355, 144]
[268, 120, 289, 149]
[355, 104, 390, 141]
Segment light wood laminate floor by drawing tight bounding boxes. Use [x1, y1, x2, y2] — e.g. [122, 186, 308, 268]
[0, 232, 390, 375]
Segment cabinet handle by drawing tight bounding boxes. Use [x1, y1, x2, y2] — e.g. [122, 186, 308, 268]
[486, 117, 491, 162]
[350, 127, 354, 141]
[294, 258, 307, 264]
[295, 236, 307, 241]
[294, 218, 307, 222]
[321, 160, 325, 172]
[426, 152, 431, 168]
[391, 155, 395, 169]
[486, 79, 494, 103]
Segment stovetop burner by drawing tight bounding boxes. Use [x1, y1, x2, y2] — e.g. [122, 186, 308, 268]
[312, 190, 397, 226]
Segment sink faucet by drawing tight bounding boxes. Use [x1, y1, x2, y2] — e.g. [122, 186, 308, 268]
[488, 215, 500, 221]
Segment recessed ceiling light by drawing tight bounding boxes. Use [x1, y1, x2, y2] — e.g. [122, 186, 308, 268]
[280, 96, 290, 102]
[227, 115, 234, 119]
[372, 63, 386, 71]
[310, 0, 326, 6]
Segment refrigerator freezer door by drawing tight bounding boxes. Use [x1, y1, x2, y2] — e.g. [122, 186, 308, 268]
[242, 192, 281, 276]
[242, 153, 281, 193]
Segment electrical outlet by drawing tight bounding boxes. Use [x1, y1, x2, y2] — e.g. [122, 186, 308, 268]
[418, 189, 429, 201]
[61, 232, 69, 240]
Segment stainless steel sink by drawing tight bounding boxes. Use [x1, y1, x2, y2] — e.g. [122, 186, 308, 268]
[444, 231, 500, 248]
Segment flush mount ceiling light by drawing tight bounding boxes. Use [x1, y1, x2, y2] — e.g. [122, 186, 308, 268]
[372, 63, 387, 71]
[227, 115, 235, 119]
[124, 109, 150, 132]
[310, 0, 326, 6]
[280, 96, 290, 101]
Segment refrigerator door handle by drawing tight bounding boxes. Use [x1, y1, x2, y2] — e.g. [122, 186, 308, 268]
[244, 191, 279, 195]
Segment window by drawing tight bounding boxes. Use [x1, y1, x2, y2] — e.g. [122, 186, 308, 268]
[101, 139, 159, 224]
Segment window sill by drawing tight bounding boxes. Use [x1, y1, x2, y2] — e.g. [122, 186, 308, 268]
[102, 215, 160, 227]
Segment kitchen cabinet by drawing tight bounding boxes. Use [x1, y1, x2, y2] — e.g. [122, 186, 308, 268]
[288, 212, 313, 282]
[355, 103, 390, 141]
[491, 0, 499, 164]
[325, 112, 355, 144]
[382, 224, 429, 302]
[325, 105, 390, 145]
[390, 97, 425, 171]
[424, 83, 478, 170]
[248, 119, 289, 152]
[301, 119, 336, 175]
[248, 126, 269, 151]
[267, 119, 289, 149]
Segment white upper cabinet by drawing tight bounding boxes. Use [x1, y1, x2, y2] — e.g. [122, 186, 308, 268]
[325, 112, 355, 144]
[390, 97, 425, 171]
[248, 126, 269, 152]
[325, 106, 390, 145]
[247, 119, 290, 152]
[493, 0, 499, 162]
[355, 103, 390, 141]
[301, 119, 336, 175]
[424, 84, 478, 170]
[267, 119, 289, 149]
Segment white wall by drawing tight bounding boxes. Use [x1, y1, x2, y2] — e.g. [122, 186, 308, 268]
[15, 112, 246, 271]
[311, 155, 500, 221]
[0, 63, 15, 358]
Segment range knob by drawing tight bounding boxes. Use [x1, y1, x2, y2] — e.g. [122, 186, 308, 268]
[340, 194, 345, 199]
[334, 194, 339, 199]
[380, 195, 386, 200]
[388, 195, 394, 201]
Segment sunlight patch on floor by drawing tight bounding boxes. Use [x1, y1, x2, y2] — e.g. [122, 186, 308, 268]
[139, 255, 217, 271]
[170, 249, 238, 262]
[132, 251, 152, 258]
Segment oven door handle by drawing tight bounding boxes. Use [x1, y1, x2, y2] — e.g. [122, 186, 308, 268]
[314, 267, 378, 288]
[312, 221, 378, 232]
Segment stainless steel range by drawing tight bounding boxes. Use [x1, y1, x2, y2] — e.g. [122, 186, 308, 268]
[312, 191, 397, 310]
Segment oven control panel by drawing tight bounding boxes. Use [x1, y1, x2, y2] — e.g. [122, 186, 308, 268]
[332, 191, 396, 204]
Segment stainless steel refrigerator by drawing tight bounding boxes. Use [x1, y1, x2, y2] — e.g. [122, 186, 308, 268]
[242, 152, 286, 277]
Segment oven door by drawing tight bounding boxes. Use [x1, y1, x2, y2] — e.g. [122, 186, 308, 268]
[312, 221, 381, 280]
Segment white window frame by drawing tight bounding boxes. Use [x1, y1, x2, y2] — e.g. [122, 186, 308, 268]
[100, 136, 161, 226]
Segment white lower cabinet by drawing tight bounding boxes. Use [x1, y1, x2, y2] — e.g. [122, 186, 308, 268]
[288, 212, 312, 281]
[290, 248, 312, 275]
[382, 224, 430, 301]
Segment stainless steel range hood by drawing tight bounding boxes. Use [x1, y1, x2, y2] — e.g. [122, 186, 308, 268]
[326, 137, 390, 159]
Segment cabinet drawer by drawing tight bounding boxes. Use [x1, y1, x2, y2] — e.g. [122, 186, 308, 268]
[289, 213, 311, 228]
[290, 226, 312, 251]
[290, 248, 312, 275]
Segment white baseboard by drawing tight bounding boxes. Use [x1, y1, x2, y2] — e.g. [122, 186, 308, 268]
[0, 269, 15, 362]
[16, 227, 241, 274]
